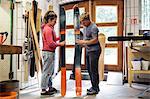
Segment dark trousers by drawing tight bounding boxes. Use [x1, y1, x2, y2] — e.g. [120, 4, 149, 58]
[86, 50, 100, 91]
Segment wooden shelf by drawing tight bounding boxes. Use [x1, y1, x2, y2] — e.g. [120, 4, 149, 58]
[0, 45, 22, 54]
[131, 70, 150, 74]
[128, 47, 150, 87]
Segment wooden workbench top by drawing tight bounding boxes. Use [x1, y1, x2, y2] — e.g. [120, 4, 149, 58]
[0, 45, 22, 54]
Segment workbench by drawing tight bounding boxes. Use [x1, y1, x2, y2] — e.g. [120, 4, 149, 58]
[0, 45, 22, 54]
[0, 45, 22, 79]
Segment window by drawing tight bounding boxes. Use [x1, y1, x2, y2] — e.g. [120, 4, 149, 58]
[104, 48, 118, 65]
[141, 0, 150, 29]
[66, 29, 75, 45]
[96, 6, 118, 23]
[66, 8, 85, 25]
[98, 26, 118, 43]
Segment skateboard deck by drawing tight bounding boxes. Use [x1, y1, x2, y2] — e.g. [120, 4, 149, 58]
[98, 33, 106, 81]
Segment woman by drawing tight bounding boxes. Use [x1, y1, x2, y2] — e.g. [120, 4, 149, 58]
[41, 11, 65, 95]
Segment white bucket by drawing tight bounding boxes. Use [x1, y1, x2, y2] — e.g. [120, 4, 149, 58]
[142, 60, 150, 70]
[131, 61, 141, 70]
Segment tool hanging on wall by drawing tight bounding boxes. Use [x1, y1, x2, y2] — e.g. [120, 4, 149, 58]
[9, 0, 14, 80]
[23, 10, 30, 81]
[0, 32, 8, 60]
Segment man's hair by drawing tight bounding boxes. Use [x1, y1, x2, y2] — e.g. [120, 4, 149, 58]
[80, 12, 90, 21]
[43, 11, 57, 23]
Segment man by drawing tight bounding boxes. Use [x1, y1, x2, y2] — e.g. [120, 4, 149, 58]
[76, 12, 101, 95]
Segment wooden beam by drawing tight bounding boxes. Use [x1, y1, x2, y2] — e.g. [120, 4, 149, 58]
[0, 45, 22, 54]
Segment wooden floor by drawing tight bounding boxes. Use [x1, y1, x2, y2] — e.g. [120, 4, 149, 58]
[19, 71, 150, 99]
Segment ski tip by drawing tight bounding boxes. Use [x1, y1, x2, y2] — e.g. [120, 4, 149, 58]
[76, 87, 82, 96]
[60, 6, 65, 10]
[76, 92, 82, 96]
[60, 7, 65, 14]
[61, 92, 66, 97]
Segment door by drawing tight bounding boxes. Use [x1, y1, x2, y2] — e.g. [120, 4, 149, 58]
[92, 0, 124, 71]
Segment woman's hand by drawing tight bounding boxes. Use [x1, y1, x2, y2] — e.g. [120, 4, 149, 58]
[59, 41, 65, 46]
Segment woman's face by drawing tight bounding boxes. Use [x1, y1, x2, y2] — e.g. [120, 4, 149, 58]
[49, 18, 57, 26]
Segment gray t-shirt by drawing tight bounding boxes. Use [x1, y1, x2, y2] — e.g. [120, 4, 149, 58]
[83, 23, 100, 52]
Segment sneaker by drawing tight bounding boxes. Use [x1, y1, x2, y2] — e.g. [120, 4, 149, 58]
[87, 87, 100, 92]
[87, 88, 99, 95]
[48, 87, 58, 93]
[87, 87, 93, 92]
[96, 87, 100, 92]
[70, 74, 75, 80]
[41, 91, 54, 95]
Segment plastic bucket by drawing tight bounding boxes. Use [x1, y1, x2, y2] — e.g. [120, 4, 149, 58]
[131, 61, 141, 70]
[0, 92, 17, 99]
[142, 60, 150, 70]
[0, 80, 19, 99]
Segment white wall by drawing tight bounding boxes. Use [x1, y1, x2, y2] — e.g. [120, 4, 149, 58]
[125, 0, 140, 35]
[0, 1, 11, 81]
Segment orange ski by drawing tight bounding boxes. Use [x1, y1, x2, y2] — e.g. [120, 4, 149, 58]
[73, 5, 82, 96]
[60, 7, 66, 96]
[75, 67, 82, 96]
[61, 67, 66, 96]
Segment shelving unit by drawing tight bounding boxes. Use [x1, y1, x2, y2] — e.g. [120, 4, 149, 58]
[108, 36, 150, 86]
[127, 46, 150, 87]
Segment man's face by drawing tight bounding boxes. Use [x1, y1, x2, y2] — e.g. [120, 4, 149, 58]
[80, 19, 90, 27]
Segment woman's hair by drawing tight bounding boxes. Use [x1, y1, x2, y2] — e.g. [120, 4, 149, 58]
[43, 11, 57, 23]
[80, 12, 90, 22]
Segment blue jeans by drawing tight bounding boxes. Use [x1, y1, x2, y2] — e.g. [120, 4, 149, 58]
[86, 50, 101, 91]
[41, 51, 55, 89]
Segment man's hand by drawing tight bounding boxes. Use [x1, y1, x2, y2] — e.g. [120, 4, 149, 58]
[76, 39, 86, 45]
